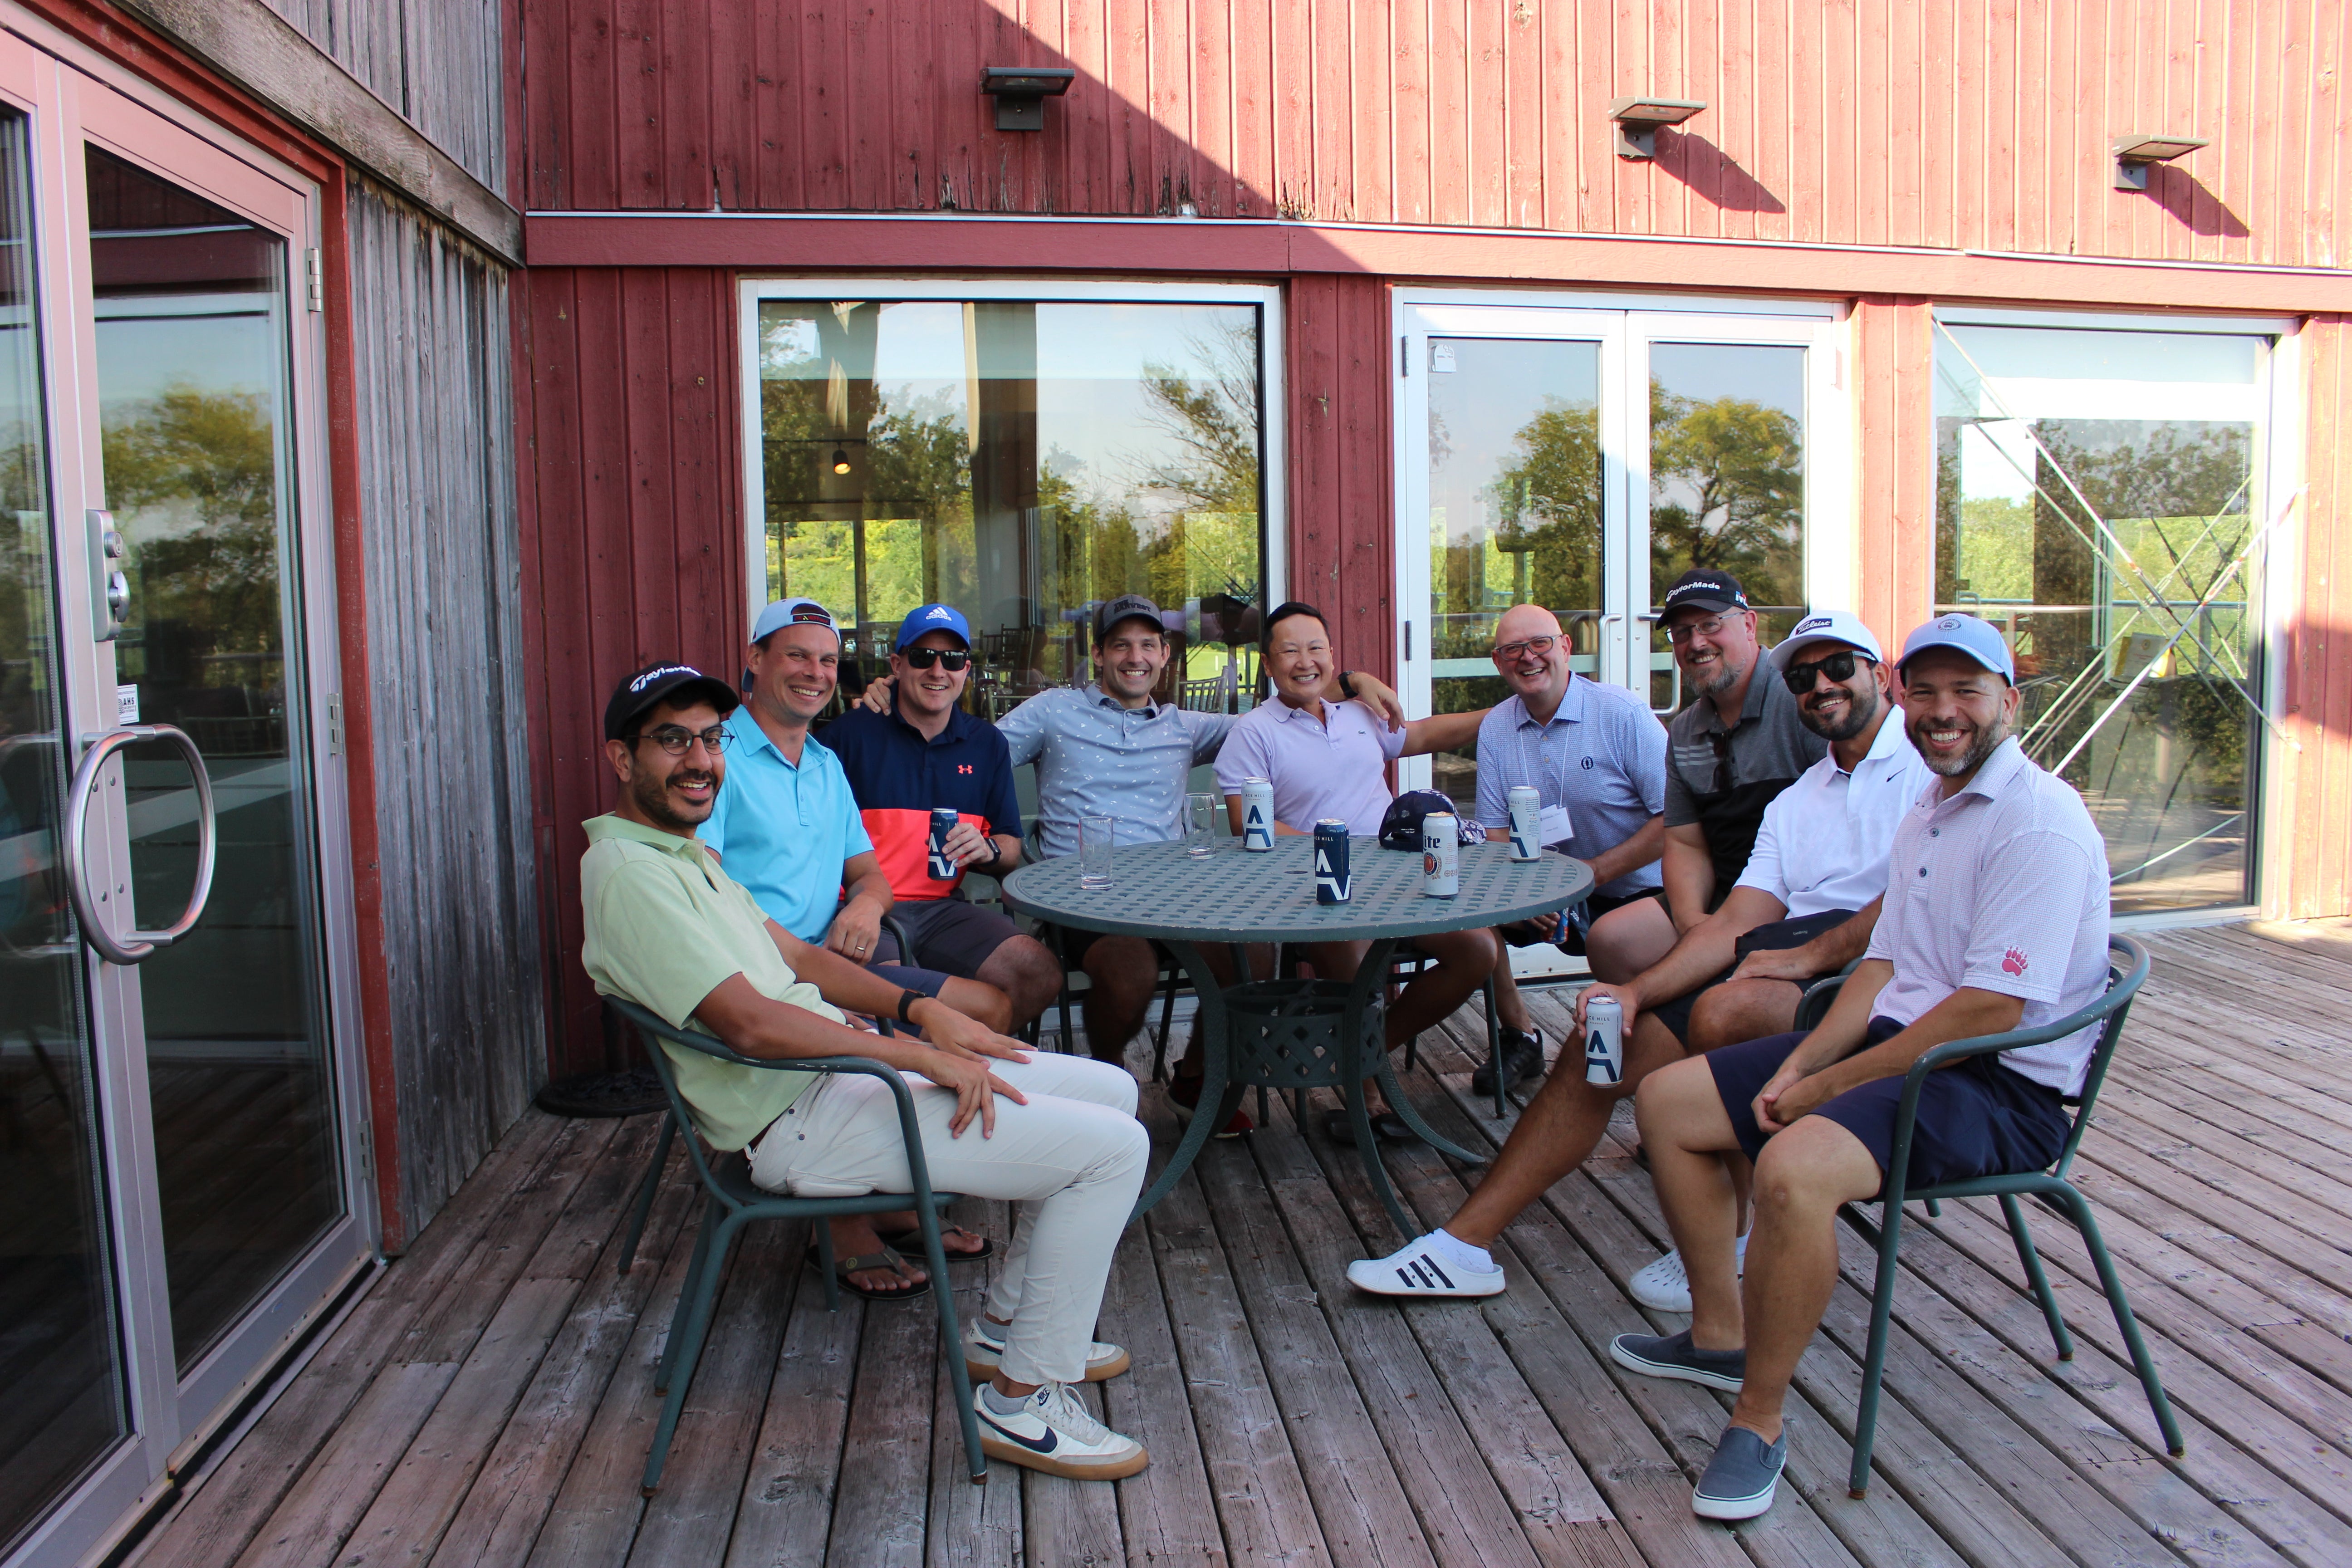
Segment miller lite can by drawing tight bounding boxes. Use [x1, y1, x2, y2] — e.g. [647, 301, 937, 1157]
[1583, 993, 1624, 1084]
[1507, 785, 1542, 861]
[1241, 779, 1276, 851]
[1313, 820, 1352, 904]
[1421, 812, 1460, 897]
[927, 807, 960, 881]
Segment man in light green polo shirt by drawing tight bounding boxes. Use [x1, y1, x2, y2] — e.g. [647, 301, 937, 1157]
[580, 661, 1153, 1481]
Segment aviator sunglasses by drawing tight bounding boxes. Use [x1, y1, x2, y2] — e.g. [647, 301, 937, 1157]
[902, 646, 971, 671]
[1780, 648, 1874, 694]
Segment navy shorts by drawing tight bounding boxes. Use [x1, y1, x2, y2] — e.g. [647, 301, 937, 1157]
[1704, 1018, 2072, 1196]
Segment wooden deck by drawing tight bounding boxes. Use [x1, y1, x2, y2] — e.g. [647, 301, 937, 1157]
[130, 921, 2352, 1568]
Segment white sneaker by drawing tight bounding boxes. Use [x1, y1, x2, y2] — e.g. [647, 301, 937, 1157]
[976, 1381, 1150, 1479]
[1629, 1233, 1749, 1313]
[963, 1319, 1132, 1383]
[1345, 1235, 1506, 1298]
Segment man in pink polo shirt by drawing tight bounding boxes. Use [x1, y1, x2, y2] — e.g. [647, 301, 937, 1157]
[1212, 601, 1497, 1144]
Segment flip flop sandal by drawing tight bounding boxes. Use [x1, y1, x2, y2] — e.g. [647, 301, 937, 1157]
[1320, 1108, 1421, 1147]
[879, 1223, 995, 1262]
[805, 1243, 931, 1300]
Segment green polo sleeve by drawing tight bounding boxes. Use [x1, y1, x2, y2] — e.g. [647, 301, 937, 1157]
[588, 858, 749, 1031]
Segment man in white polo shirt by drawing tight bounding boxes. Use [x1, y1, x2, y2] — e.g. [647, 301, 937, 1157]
[1213, 600, 1493, 1143]
[1346, 609, 1924, 1303]
[1611, 612, 2109, 1522]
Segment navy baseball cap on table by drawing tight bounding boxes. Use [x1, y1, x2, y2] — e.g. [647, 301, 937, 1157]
[1094, 593, 1166, 639]
[1377, 789, 1490, 850]
[604, 661, 740, 741]
[1896, 612, 2016, 683]
[1659, 569, 1751, 618]
[896, 602, 972, 651]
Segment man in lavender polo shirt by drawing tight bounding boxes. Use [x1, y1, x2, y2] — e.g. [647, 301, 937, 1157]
[1213, 601, 1498, 1142]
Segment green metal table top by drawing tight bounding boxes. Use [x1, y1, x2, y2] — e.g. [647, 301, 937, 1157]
[1001, 835, 1593, 943]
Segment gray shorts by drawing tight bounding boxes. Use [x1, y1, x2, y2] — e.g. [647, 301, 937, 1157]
[875, 895, 1028, 980]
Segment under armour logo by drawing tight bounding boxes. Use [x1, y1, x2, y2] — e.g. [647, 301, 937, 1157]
[957, 764, 973, 774]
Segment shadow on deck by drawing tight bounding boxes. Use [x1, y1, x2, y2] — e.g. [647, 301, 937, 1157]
[131, 921, 2352, 1568]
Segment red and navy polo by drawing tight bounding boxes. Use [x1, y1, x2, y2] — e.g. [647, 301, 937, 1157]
[818, 703, 1025, 901]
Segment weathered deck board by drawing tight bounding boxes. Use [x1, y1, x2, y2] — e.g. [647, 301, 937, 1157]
[129, 921, 2352, 1568]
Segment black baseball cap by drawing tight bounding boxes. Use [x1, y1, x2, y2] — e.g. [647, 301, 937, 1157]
[604, 661, 740, 741]
[1659, 568, 1752, 619]
[1094, 593, 1166, 640]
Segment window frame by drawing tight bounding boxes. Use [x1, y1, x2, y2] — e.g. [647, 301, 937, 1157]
[734, 276, 1286, 647]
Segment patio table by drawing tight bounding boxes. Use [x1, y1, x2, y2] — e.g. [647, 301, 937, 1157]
[1002, 835, 1592, 1235]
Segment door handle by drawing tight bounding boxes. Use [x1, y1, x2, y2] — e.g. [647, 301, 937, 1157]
[64, 724, 216, 965]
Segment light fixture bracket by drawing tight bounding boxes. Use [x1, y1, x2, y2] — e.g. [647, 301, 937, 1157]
[2111, 132, 2207, 191]
[1607, 96, 1707, 160]
[982, 66, 1076, 132]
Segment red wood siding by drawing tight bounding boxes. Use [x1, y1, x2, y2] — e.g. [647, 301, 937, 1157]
[1287, 274, 1394, 687]
[2286, 315, 2352, 920]
[1853, 296, 1936, 645]
[522, 0, 2348, 268]
[516, 266, 745, 1072]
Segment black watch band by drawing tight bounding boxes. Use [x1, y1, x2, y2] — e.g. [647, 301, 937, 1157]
[897, 988, 924, 1024]
[1338, 669, 1358, 700]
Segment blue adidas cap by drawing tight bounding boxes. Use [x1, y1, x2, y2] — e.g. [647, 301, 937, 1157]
[895, 602, 971, 651]
[1896, 612, 2015, 683]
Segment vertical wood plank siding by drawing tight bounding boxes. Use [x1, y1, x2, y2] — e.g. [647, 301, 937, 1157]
[521, 0, 2345, 268]
[347, 181, 543, 1235]
[2290, 316, 2352, 920]
[261, 0, 505, 191]
[514, 266, 745, 1072]
[1288, 274, 1395, 688]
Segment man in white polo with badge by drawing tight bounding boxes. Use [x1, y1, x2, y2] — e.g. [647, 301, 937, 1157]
[1613, 612, 2109, 1522]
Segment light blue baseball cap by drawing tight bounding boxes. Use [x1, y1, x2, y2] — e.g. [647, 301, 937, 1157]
[751, 596, 839, 643]
[896, 602, 972, 651]
[1896, 612, 2015, 683]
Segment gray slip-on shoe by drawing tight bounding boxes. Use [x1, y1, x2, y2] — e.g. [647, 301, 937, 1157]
[1608, 1328, 1746, 1392]
[1692, 1424, 1788, 1520]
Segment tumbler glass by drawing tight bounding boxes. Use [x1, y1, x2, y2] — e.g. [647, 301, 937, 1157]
[1185, 793, 1218, 858]
[1079, 815, 1115, 890]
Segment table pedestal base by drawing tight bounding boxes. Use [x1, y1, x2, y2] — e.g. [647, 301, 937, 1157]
[1130, 938, 1485, 1237]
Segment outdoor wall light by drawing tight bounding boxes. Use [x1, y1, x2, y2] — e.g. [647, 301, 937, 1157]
[1607, 97, 1707, 160]
[2111, 133, 2208, 191]
[981, 66, 1075, 132]
[831, 448, 853, 475]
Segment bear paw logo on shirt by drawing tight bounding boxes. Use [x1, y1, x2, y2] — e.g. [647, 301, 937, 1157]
[2001, 946, 2029, 977]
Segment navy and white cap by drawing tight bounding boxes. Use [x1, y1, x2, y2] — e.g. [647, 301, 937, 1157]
[751, 596, 839, 643]
[604, 661, 740, 740]
[896, 602, 972, 651]
[1896, 612, 2016, 683]
[1659, 568, 1751, 617]
[1767, 608, 1885, 672]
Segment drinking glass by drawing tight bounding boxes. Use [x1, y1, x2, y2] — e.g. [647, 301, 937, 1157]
[1079, 815, 1115, 890]
[1185, 793, 1217, 858]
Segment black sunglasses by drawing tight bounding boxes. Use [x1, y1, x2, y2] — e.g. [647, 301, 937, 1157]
[1780, 648, 1875, 694]
[902, 646, 970, 671]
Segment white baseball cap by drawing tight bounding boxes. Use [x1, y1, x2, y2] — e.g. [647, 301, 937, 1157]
[1767, 609, 1885, 672]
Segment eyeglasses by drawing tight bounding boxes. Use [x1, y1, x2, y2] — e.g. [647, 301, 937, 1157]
[902, 647, 971, 671]
[634, 725, 732, 755]
[1780, 649, 1875, 694]
[1663, 614, 1741, 646]
[1491, 635, 1559, 663]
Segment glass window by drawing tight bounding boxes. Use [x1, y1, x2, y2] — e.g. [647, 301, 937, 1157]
[1934, 321, 2270, 914]
[755, 299, 1264, 715]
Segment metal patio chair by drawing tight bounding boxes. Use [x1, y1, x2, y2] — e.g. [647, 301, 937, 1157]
[606, 995, 985, 1495]
[1803, 934, 2182, 1496]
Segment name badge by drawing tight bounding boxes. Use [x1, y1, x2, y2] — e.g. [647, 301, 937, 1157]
[1538, 804, 1573, 848]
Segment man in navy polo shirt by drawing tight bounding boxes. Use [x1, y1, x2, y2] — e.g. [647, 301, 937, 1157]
[823, 604, 1062, 1031]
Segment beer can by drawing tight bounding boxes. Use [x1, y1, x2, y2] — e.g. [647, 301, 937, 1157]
[1507, 785, 1543, 861]
[1241, 778, 1276, 851]
[1421, 812, 1460, 897]
[1313, 819, 1352, 904]
[1583, 994, 1624, 1085]
[927, 807, 960, 881]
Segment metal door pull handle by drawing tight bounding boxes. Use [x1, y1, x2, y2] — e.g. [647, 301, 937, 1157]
[64, 724, 216, 965]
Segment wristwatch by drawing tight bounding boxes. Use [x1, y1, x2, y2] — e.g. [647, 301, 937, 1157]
[1337, 669, 1358, 700]
[897, 988, 925, 1024]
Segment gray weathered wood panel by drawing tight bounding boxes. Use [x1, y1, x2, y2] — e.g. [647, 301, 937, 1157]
[347, 177, 539, 1240]
[261, 0, 503, 194]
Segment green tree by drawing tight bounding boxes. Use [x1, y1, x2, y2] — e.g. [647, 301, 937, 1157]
[1647, 383, 1803, 607]
[103, 383, 281, 658]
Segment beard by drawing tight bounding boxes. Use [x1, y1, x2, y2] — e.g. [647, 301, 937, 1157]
[630, 762, 716, 833]
[1907, 706, 2011, 778]
[1801, 680, 1881, 743]
[1687, 650, 1747, 700]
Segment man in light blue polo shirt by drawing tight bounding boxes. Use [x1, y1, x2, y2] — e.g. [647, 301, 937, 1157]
[709, 596, 1013, 1295]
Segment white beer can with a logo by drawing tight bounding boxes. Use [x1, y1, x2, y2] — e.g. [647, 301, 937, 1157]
[1241, 779, 1276, 851]
[1506, 786, 1542, 861]
[1421, 813, 1460, 897]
